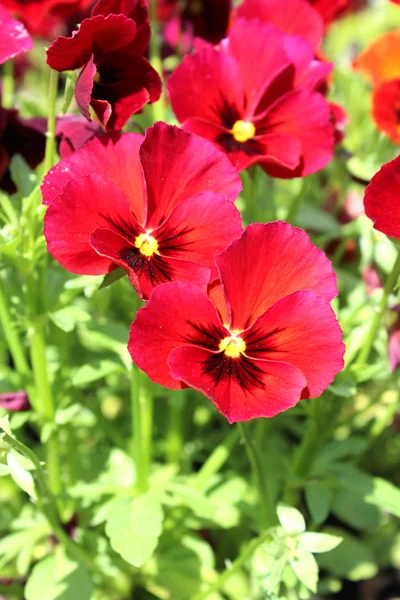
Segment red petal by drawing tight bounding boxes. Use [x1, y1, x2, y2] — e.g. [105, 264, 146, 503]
[56, 116, 103, 159]
[372, 80, 400, 144]
[0, 6, 32, 64]
[364, 156, 400, 238]
[139, 123, 242, 229]
[226, 19, 292, 117]
[46, 14, 136, 71]
[169, 345, 306, 422]
[236, 0, 323, 51]
[244, 290, 344, 398]
[167, 41, 245, 129]
[44, 173, 137, 275]
[216, 222, 338, 330]
[41, 132, 146, 226]
[128, 282, 226, 388]
[155, 192, 242, 267]
[389, 328, 400, 372]
[262, 89, 334, 177]
[75, 54, 96, 121]
[91, 0, 150, 54]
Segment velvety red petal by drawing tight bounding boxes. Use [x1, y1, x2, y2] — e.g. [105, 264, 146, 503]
[226, 19, 291, 117]
[139, 123, 242, 229]
[310, 0, 348, 24]
[261, 89, 334, 177]
[207, 279, 231, 327]
[169, 345, 306, 422]
[91, 0, 150, 54]
[216, 222, 338, 330]
[44, 174, 137, 275]
[236, 0, 323, 51]
[0, 6, 32, 64]
[155, 192, 242, 266]
[41, 132, 146, 226]
[56, 116, 103, 159]
[244, 290, 344, 398]
[372, 81, 400, 144]
[46, 14, 136, 71]
[93, 54, 161, 130]
[75, 54, 96, 121]
[364, 157, 400, 238]
[167, 42, 245, 129]
[283, 35, 332, 90]
[90, 228, 211, 299]
[128, 281, 226, 388]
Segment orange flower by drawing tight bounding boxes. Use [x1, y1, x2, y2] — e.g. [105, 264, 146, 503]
[354, 30, 400, 85]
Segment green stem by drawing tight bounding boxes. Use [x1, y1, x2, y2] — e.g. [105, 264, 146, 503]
[194, 428, 240, 490]
[356, 249, 400, 366]
[166, 390, 185, 465]
[0, 278, 30, 377]
[2, 60, 14, 109]
[30, 322, 62, 499]
[41, 69, 59, 177]
[0, 431, 92, 570]
[149, 0, 164, 122]
[131, 366, 153, 493]
[192, 530, 273, 600]
[237, 422, 277, 527]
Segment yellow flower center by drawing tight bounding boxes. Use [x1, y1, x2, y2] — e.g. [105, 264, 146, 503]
[231, 120, 256, 143]
[135, 232, 159, 257]
[219, 334, 246, 358]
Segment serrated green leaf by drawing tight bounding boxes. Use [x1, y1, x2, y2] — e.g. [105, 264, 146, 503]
[72, 360, 122, 387]
[7, 452, 36, 499]
[289, 551, 318, 593]
[49, 306, 90, 332]
[277, 505, 305, 535]
[25, 553, 93, 600]
[105, 493, 163, 567]
[298, 533, 342, 554]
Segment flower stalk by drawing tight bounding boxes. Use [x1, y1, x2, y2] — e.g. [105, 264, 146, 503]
[41, 69, 59, 177]
[131, 366, 153, 493]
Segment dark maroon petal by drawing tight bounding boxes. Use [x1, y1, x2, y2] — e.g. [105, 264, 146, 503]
[91, 0, 150, 53]
[0, 391, 30, 412]
[75, 54, 97, 121]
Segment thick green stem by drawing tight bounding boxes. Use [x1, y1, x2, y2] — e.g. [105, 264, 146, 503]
[192, 530, 273, 600]
[238, 422, 277, 528]
[0, 430, 92, 570]
[30, 322, 62, 499]
[194, 428, 240, 489]
[2, 60, 14, 109]
[41, 69, 59, 177]
[131, 366, 153, 493]
[355, 249, 400, 366]
[0, 278, 30, 377]
[149, 0, 164, 122]
[166, 391, 185, 465]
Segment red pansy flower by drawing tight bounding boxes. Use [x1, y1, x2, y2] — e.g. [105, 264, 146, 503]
[46, 0, 161, 130]
[1, 0, 93, 37]
[43, 123, 243, 299]
[128, 222, 344, 423]
[0, 5, 32, 64]
[363, 156, 400, 239]
[236, 0, 323, 51]
[167, 18, 334, 177]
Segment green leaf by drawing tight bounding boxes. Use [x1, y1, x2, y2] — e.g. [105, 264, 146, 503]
[9, 155, 37, 197]
[49, 306, 90, 332]
[25, 552, 93, 600]
[105, 493, 163, 567]
[289, 551, 318, 593]
[317, 528, 378, 581]
[99, 268, 126, 290]
[6, 451, 36, 499]
[298, 533, 342, 554]
[305, 482, 332, 525]
[277, 505, 306, 534]
[334, 465, 400, 519]
[72, 359, 123, 387]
